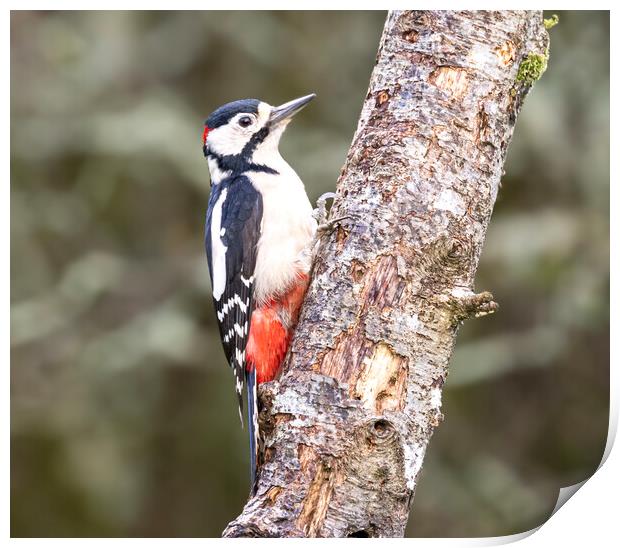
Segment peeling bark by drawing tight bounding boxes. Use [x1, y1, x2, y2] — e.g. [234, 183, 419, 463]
[223, 10, 549, 538]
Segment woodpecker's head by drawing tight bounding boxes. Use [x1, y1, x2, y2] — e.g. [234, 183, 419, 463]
[202, 94, 315, 182]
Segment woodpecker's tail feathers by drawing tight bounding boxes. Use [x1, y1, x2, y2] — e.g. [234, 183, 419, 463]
[246, 367, 259, 491]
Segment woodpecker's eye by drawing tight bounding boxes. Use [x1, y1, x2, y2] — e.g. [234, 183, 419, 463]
[238, 116, 253, 128]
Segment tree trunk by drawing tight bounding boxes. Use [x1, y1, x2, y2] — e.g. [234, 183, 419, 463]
[223, 10, 549, 538]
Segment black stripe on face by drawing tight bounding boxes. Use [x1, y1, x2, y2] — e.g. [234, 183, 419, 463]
[242, 126, 270, 157]
[206, 126, 276, 175]
[208, 151, 278, 176]
[205, 99, 260, 129]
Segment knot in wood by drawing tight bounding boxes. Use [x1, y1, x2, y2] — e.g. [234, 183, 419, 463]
[368, 418, 397, 444]
[441, 238, 472, 282]
[446, 238, 465, 260]
[437, 237, 471, 282]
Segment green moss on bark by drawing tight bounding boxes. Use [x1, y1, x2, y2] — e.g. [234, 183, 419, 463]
[544, 14, 559, 30]
[516, 52, 548, 86]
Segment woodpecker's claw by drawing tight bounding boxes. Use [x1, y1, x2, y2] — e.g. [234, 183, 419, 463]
[310, 192, 358, 262]
[313, 191, 349, 238]
[313, 192, 337, 226]
[317, 215, 349, 236]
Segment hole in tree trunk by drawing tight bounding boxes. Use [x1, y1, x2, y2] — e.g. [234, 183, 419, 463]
[373, 419, 390, 433]
[348, 530, 370, 538]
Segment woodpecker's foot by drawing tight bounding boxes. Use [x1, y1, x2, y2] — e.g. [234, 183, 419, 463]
[316, 215, 350, 236]
[310, 215, 353, 266]
[313, 192, 352, 237]
[310, 192, 358, 262]
[312, 192, 336, 226]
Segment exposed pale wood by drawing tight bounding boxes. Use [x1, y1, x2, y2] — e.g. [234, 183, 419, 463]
[223, 10, 548, 538]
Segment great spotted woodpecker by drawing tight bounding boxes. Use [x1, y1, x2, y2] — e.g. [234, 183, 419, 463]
[203, 94, 318, 486]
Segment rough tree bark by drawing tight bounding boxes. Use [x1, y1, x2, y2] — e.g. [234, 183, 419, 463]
[224, 10, 549, 538]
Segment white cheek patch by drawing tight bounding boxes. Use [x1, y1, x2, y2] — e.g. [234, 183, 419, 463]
[208, 103, 272, 160]
[207, 125, 246, 156]
[210, 187, 228, 300]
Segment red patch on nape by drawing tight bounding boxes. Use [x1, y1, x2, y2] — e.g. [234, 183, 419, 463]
[202, 126, 210, 146]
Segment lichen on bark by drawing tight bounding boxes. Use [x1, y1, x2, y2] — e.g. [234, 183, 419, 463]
[223, 10, 549, 538]
[516, 52, 548, 85]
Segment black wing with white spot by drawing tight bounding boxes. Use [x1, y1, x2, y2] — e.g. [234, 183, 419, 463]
[205, 175, 262, 422]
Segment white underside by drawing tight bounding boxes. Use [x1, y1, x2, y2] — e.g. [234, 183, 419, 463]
[248, 157, 316, 306]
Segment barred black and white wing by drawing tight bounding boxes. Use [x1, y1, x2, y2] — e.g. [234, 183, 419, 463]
[205, 175, 262, 423]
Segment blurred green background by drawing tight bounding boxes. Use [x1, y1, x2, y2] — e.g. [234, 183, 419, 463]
[10, 11, 609, 538]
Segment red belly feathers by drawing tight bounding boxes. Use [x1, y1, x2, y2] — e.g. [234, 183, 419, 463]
[246, 274, 309, 384]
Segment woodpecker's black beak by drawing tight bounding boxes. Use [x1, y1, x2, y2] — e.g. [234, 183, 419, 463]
[269, 94, 316, 126]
